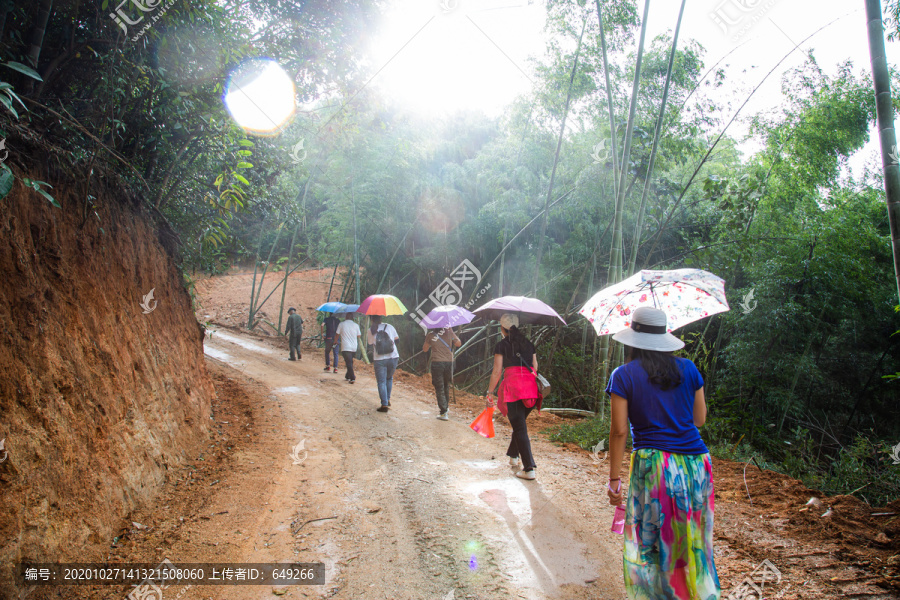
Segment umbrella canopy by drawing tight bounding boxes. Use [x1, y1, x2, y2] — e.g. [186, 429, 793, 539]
[316, 301, 346, 313]
[422, 305, 476, 329]
[340, 303, 360, 313]
[579, 269, 730, 336]
[473, 295, 566, 326]
[358, 294, 408, 316]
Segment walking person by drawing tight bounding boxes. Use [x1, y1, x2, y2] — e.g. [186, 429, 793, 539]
[366, 315, 400, 412]
[322, 312, 341, 373]
[335, 313, 362, 384]
[605, 306, 719, 600]
[285, 307, 304, 361]
[485, 313, 541, 480]
[423, 326, 461, 420]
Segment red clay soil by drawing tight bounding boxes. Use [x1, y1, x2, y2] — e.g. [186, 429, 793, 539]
[0, 174, 215, 598]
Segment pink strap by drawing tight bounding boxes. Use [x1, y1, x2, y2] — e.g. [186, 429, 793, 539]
[608, 480, 622, 494]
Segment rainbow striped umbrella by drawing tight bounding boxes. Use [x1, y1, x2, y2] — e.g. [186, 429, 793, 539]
[358, 294, 409, 316]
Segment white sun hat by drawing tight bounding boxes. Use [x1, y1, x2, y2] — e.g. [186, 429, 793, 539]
[611, 306, 684, 352]
[499, 313, 519, 330]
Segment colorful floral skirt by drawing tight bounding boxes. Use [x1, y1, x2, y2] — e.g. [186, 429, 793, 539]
[623, 449, 721, 600]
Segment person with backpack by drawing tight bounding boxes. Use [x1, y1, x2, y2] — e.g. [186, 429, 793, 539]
[604, 306, 719, 600]
[485, 313, 541, 480]
[366, 315, 400, 412]
[423, 327, 461, 420]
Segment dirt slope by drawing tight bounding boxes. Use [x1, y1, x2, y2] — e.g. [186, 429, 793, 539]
[0, 175, 215, 597]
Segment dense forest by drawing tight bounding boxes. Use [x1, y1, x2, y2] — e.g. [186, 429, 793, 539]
[2, 0, 899, 506]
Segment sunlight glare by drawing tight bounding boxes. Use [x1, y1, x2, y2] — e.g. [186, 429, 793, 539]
[368, 0, 543, 117]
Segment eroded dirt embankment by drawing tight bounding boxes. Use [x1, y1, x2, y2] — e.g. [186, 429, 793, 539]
[0, 173, 215, 594]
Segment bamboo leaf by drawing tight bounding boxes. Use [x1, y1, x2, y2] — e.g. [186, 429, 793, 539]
[3, 62, 43, 81]
[0, 166, 13, 200]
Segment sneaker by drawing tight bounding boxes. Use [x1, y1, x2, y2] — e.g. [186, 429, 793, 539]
[288, 358, 297, 361]
[515, 470, 536, 480]
[509, 456, 519, 467]
[377, 406, 389, 412]
[323, 366, 331, 371]
[334, 368, 338, 373]
[349, 380, 355, 384]
[438, 412, 449, 421]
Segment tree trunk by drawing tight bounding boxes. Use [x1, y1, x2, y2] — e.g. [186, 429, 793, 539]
[866, 0, 900, 303]
[0, 0, 13, 41]
[278, 223, 300, 332]
[26, 0, 53, 70]
[600, 0, 652, 385]
[627, 0, 686, 274]
[533, 16, 588, 294]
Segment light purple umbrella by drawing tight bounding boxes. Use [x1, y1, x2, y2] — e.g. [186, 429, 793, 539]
[422, 305, 476, 329]
[473, 295, 566, 326]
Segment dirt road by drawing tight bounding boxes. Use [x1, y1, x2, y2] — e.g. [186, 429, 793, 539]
[29, 317, 899, 600]
[190, 327, 625, 600]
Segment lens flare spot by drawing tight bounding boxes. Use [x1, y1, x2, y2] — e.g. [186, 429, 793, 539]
[469, 555, 478, 571]
[417, 187, 465, 233]
[224, 59, 296, 136]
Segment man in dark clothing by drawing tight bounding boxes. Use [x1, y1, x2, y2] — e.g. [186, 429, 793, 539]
[285, 307, 304, 360]
[423, 327, 461, 420]
[322, 312, 340, 372]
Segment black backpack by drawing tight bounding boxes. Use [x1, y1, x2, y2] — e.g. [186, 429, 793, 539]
[375, 324, 395, 354]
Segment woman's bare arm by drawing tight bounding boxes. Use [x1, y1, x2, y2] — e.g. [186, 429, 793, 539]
[693, 387, 707, 427]
[485, 354, 503, 406]
[607, 393, 629, 505]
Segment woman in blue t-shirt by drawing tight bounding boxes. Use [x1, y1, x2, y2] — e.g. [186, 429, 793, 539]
[605, 306, 720, 600]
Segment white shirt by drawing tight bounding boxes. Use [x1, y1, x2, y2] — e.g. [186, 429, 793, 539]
[366, 323, 400, 360]
[335, 320, 361, 352]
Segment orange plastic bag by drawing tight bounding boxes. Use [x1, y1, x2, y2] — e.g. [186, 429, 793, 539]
[470, 406, 495, 438]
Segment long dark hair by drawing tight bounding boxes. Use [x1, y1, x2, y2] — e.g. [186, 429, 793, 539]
[369, 315, 383, 335]
[625, 346, 682, 391]
[506, 325, 529, 359]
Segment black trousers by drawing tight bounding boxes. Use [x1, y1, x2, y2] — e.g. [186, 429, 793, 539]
[506, 400, 536, 471]
[341, 350, 356, 381]
[431, 361, 452, 413]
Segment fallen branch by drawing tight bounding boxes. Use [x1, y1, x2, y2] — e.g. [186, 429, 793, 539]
[540, 408, 595, 418]
[743, 455, 762, 506]
[292, 516, 337, 534]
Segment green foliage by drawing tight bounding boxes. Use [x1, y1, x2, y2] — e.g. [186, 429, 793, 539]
[21, 177, 57, 207]
[546, 414, 613, 451]
[0, 164, 13, 199]
[777, 430, 900, 506]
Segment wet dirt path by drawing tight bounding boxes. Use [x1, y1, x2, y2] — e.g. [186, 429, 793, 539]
[191, 327, 626, 600]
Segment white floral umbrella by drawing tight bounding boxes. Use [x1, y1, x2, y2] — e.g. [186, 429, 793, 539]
[579, 269, 730, 336]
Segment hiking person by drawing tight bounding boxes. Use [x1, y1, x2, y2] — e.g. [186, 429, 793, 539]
[485, 313, 541, 480]
[335, 313, 362, 384]
[322, 312, 341, 373]
[605, 306, 719, 600]
[366, 315, 400, 412]
[423, 326, 461, 420]
[285, 307, 304, 361]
